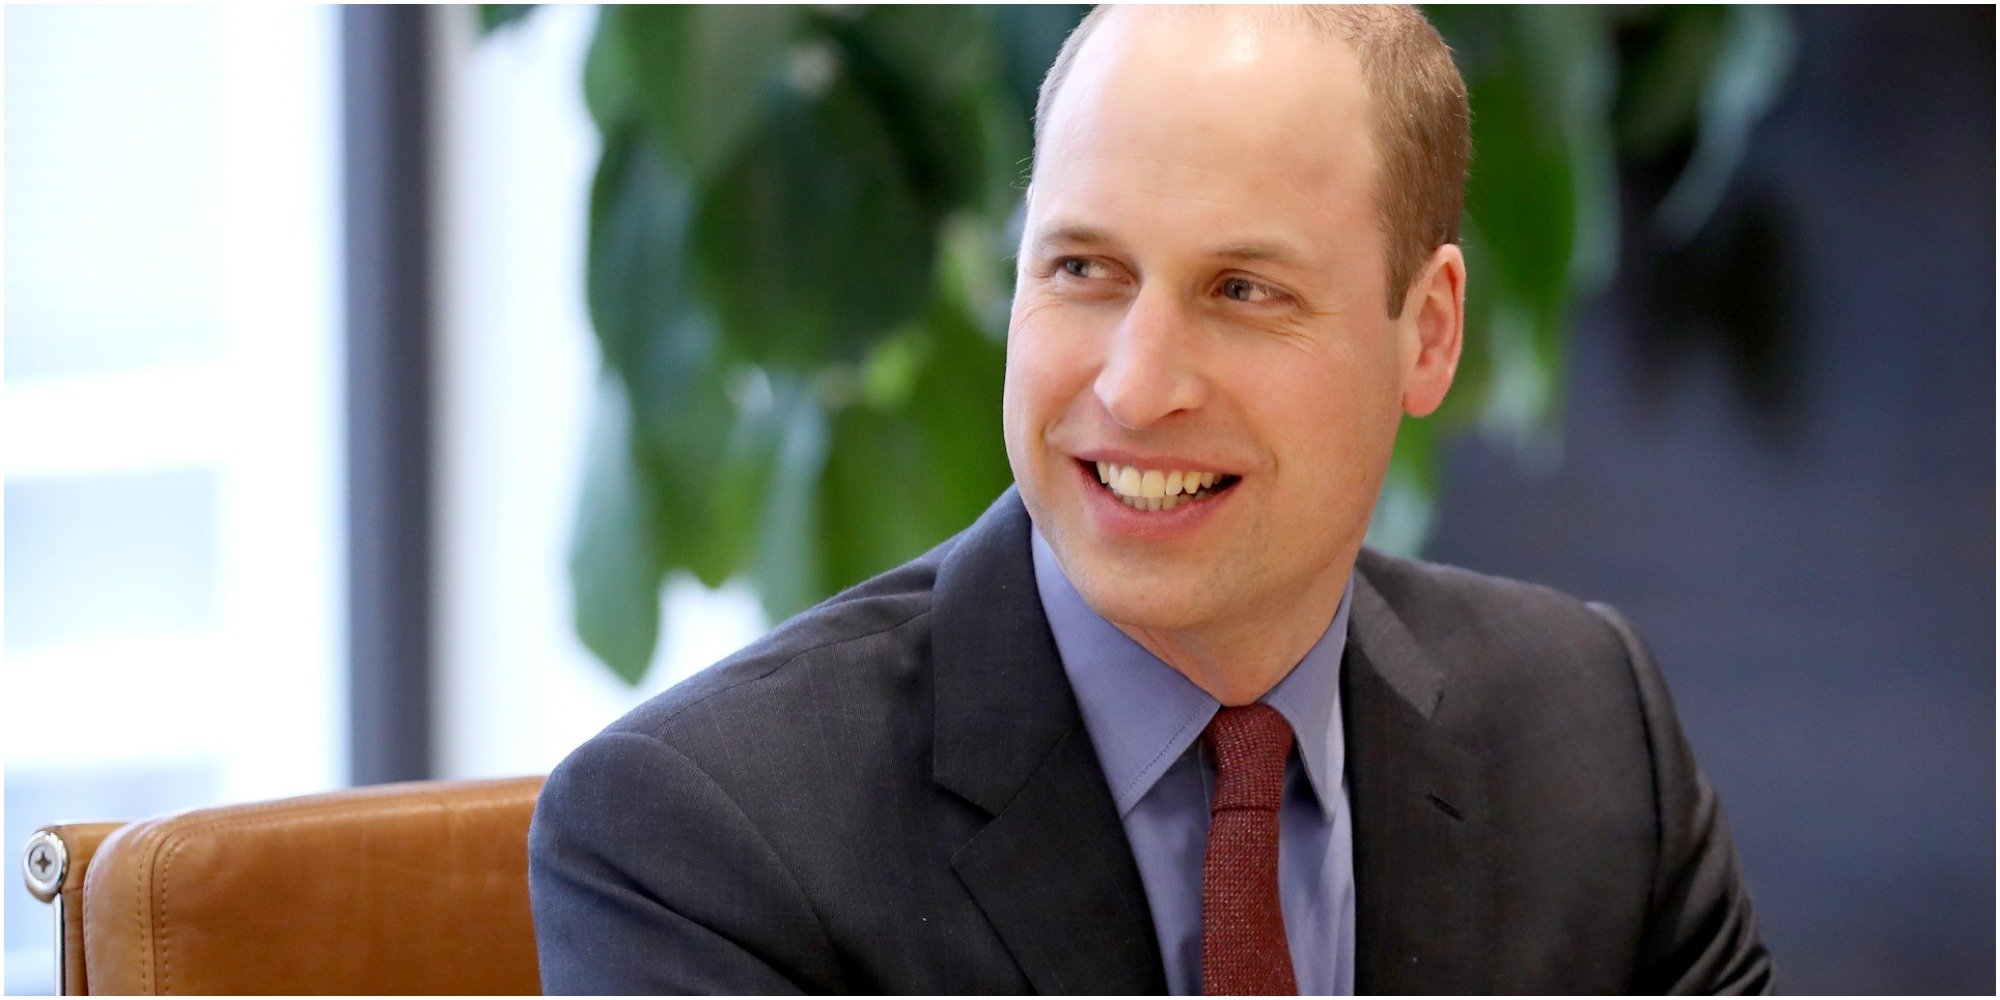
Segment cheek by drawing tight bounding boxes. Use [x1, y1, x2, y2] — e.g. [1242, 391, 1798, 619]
[1249, 347, 1403, 475]
[1004, 312, 1096, 418]
[1002, 317, 1075, 466]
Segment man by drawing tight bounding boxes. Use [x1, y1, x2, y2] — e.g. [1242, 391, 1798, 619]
[530, 5, 1773, 994]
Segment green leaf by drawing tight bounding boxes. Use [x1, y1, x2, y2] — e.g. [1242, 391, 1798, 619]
[992, 5, 1093, 123]
[1458, 11, 1583, 311]
[815, 6, 1000, 216]
[1482, 294, 1562, 448]
[1440, 7, 1619, 443]
[586, 126, 697, 376]
[858, 329, 925, 410]
[816, 296, 1011, 596]
[583, 7, 639, 132]
[477, 4, 536, 35]
[936, 212, 1016, 338]
[750, 380, 832, 620]
[619, 6, 801, 184]
[1655, 5, 1795, 242]
[1614, 6, 1730, 157]
[816, 403, 952, 595]
[628, 318, 767, 587]
[588, 124, 784, 588]
[691, 73, 939, 367]
[569, 374, 667, 685]
[805, 219, 1013, 598]
[828, 6, 996, 98]
[1528, 5, 1620, 293]
[901, 296, 1011, 524]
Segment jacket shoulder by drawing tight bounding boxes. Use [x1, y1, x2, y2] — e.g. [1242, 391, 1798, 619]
[603, 539, 951, 752]
[1357, 547, 1619, 642]
[1353, 547, 1644, 743]
[1357, 546, 1628, 668]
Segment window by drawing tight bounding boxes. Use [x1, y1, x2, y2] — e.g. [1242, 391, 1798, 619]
[2, 8, 343, 993]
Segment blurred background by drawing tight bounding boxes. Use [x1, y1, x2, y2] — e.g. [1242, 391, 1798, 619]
[3, 5, 1991, 994]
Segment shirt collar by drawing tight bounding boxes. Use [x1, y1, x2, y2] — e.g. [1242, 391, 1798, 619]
[1031, 527, 1352, 821]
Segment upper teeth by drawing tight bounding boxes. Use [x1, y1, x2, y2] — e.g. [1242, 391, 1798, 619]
[1096, 462, 1220, 498]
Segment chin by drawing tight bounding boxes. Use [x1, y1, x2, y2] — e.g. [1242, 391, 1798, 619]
[1085, 590, 1211, 635]
[1051, 541, 1219, 632]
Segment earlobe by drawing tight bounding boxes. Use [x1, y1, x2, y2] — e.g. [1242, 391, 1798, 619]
[1400, 244, 1466, 418]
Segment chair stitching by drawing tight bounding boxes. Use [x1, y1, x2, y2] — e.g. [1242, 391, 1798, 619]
[129, 827, 156, 994]
[159, 836, 185, 994]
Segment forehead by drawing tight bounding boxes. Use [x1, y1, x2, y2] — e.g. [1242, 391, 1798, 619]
[1034, 8, 1378, 234]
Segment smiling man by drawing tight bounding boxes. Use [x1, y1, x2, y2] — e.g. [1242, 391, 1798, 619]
[529, 6, 1773, 994]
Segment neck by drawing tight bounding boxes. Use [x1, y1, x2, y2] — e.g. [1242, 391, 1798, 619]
[1113, 568, 1353, 706]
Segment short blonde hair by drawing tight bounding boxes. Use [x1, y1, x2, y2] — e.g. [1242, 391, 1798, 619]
[1034, 5, 1471, 318]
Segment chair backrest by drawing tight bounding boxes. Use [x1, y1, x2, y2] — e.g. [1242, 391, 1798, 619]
[23, 777, 545, 995]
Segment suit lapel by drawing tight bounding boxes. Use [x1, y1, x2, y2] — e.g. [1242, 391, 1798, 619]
[926, 498, 1495, 993]
[1344, 557, 1496, 994]
[931, 490, 1166, 994]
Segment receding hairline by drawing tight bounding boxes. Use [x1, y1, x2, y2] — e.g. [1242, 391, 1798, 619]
[1026, 6, 1386, 225]
[1030, 4, 1471, 317]
[1035, 5, 1382, 151]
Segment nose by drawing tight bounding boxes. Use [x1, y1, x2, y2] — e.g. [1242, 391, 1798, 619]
[1093, 290, 1205, 430]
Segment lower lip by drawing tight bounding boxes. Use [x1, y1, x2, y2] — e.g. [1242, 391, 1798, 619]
[1074, 460, 1235, 541]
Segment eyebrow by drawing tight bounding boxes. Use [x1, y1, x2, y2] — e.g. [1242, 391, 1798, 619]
[1026, 222, 1318, 272]
[1027, 223, 1118, 258]
[1207, 240, 1317, 269]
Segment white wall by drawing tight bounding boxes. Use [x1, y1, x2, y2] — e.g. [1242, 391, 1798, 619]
[3, 3, 346, 806]
[430, 6, 768, 781]
[4, 8, 346, 991]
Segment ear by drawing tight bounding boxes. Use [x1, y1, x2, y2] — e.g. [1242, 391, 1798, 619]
[1396, 243, 1465, 418]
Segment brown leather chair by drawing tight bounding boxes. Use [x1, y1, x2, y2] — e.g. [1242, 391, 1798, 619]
[21, 777, 544, 995]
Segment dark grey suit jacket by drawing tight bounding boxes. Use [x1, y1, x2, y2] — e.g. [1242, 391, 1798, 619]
[529, 489, 1772, 994]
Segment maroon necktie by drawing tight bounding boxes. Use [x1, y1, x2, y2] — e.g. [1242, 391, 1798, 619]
[1200, 704, 1298, 996]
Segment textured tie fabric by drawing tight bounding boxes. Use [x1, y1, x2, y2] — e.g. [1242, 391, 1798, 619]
[1200, 704, 1299, 995]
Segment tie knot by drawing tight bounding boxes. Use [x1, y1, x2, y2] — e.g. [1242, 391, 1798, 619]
[1203, 704, 1293, 813]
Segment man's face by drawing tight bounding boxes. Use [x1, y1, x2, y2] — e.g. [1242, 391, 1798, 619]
[1004, 9, 1420, 636]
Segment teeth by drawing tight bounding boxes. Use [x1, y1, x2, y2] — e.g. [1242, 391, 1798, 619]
[1117, 466, 1142, 496]
[1095, 462, 1230, 509]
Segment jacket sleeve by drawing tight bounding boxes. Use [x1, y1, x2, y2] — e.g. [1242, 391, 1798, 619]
[527, 731, 841, 994]
[1590, 603, 1776, 996]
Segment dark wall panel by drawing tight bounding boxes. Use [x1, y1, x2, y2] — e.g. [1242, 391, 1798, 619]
[344, 5, 436, 785]
[1426, 7, 1995, 993]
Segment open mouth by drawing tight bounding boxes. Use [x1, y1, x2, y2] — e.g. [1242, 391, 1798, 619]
[1081, 459, 1241, 512]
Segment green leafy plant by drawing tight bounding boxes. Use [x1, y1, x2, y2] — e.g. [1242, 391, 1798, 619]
[481, 5, 1794, 684]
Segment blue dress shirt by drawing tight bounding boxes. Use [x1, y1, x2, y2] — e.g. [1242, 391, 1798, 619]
[1031, 529, 1357, 995]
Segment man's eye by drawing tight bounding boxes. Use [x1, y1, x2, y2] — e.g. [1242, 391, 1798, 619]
[1222, 276, 1278, 303]
[1057, 257, 1099, 280]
